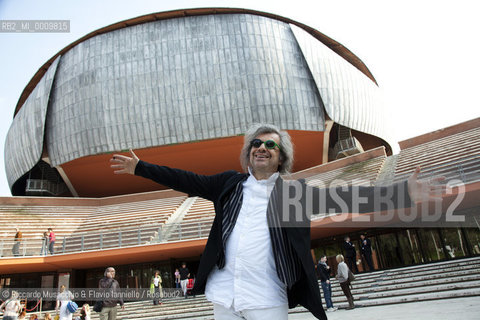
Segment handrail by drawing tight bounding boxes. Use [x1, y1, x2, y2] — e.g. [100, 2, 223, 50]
[25, 179, 68, 196]
[0, 218, 214, 258]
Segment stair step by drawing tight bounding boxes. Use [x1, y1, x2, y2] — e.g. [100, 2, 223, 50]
[48, 256, 480, 320]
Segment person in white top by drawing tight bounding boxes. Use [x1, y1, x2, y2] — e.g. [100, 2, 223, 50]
[74, 304, 91, 320]
[336, 254, 355, 310]
[56, 285, 74, 320]
[152, 270, 163, 305]
[205, 167, 288, 315]
[0, 290, 22, 320]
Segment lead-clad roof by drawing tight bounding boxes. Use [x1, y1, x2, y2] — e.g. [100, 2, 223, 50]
[44, 14, 326, 167]
[4, 57, 60, 188]
[290, 25, 395, 150]
[6, 12, 389, 190]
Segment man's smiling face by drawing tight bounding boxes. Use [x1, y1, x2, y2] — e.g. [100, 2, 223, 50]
[248, 132, 282, 179]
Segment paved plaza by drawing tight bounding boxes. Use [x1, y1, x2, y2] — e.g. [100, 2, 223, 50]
[289, 297, 480, 320]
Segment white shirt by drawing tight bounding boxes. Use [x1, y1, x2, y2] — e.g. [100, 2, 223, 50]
[58, 290, 74, 320]
[205, 170, 287, 311]
[3, 300, 20, 316]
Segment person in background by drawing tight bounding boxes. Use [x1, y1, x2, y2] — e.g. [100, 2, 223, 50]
[18, 310, 27, 320]
[55, 285, 74, 320]
[343, 236, 358, 273]
[43, 313, 53, 320]
[317, 255, 337, 312]
[336, 254, 355, 310]
[179, 263, 190, 299]
[0, 290, 22, 320]
[152, 270, 163, 305]
[48, 228, 56, 255]
[40, 232, 49, 256]
[98, 267, 124, 320]
[74, 304, 91, 320]
[360, 234, 374, 271]
[174, 268, 181, 289]
[12, 228, 22, 257]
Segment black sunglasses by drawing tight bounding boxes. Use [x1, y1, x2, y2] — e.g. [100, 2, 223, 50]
[250, 139, 281, 150]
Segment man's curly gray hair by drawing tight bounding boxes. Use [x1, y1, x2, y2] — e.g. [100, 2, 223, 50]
[239, 123, 294, 174]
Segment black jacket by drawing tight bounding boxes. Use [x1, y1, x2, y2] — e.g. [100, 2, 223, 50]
[361, 238, 372, 255]
[98, 277, 123, 308]
[317, 263, 331, 282]
[344, 241, 356, 258]
[179, 267, 189, 280]
[135, 161, 412, 320]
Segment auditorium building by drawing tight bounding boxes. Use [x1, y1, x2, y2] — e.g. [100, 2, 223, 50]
[1, 8, 479, 309]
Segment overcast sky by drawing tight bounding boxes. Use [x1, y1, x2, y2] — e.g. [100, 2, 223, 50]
[0, 0, 479, 197]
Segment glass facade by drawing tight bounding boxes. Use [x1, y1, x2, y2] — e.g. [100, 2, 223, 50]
[397, 230, 423, 265]
[465, 227, 480, 255]
[441, 228, 468, 258]
[84, 260, 182, 291]
[2, 227, 479, 297]
[376, 233, 403, 269]
[416, 228, 445, 262]
[313, 227, 480, 272]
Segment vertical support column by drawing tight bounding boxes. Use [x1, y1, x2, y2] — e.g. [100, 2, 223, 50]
[322, 119, 334, 164]
[414, 229, 427, 264]
[438, 229, 449, 260]
[157, 226, 162, 242]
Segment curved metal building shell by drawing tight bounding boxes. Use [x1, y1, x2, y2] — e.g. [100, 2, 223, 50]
[5, 8, 392, 196]
[5, 57, 60, 188]
[45, 14, 325, 167]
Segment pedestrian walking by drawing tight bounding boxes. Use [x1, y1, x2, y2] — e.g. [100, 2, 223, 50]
[179, 263, 190, 298]
[98, 267, 124, 320]
[336, 254, 355, 310]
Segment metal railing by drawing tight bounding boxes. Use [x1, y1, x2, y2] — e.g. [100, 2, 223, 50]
[0, 218, 214, 258]
[25, 179, 68, 196]
[333, 136, 364, 159]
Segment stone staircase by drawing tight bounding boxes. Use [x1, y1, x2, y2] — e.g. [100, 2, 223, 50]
[50, 256, 480, 319]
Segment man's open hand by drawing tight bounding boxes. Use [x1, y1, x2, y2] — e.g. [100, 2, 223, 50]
[110, 149, 139, 175]
[407, 166, 447, 204]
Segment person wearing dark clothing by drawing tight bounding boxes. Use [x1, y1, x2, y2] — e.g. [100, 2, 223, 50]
[344, 236, 358, 273]
[40, 232, 49, 256]
[360, 234, 374, 271]
[98, 267, 124, 320]
[317, 256, 337, 312]
[110, 124, 437, 320]
[179, 263, 190, 298]
[12, 228, 22, 256]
